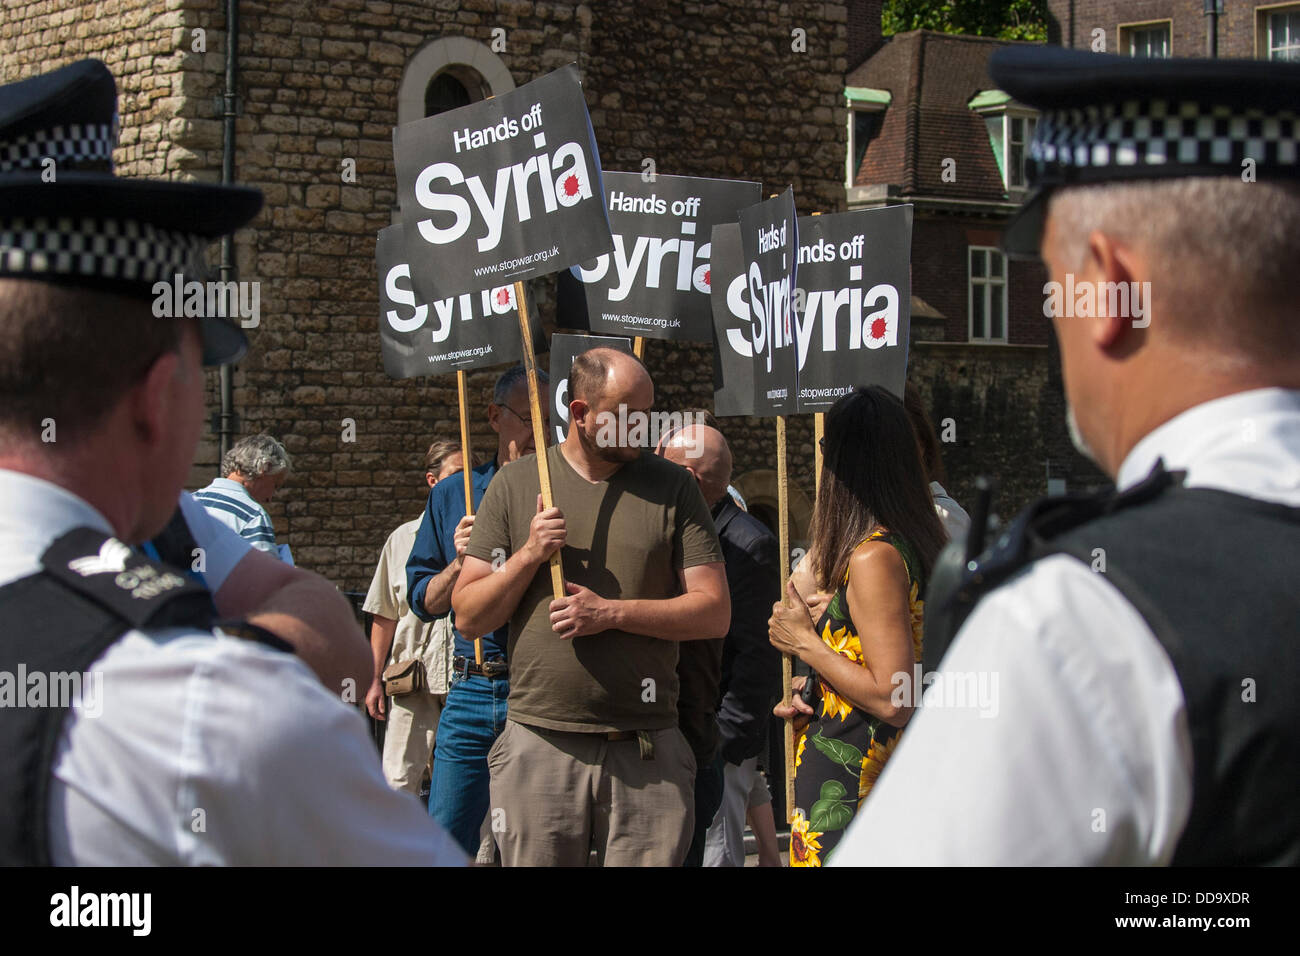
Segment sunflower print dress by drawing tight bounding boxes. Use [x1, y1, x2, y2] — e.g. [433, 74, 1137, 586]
[789, 529, 925, 867]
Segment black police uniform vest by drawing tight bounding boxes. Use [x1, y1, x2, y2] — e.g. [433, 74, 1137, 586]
[0, 526, 288, 865]
[923, 462, 1300, 865]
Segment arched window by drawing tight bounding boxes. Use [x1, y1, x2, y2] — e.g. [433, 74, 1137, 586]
[424, 69, 481, 117]
[398, 37, 515, 129]
[394, 39, 516, 223]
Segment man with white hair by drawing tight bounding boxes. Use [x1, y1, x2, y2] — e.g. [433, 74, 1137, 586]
[195, 434, 292, 558]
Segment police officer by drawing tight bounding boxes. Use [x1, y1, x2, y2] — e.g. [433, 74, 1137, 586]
[833, 47, 1300, 866]
[0, 60, 464, 864]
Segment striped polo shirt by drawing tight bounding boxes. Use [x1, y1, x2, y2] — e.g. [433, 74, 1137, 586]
[192, 477, 279, 555]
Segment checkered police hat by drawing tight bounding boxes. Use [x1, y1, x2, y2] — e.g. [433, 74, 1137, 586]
[988, 47, 1300, 259]
[0, 60, 262, 365]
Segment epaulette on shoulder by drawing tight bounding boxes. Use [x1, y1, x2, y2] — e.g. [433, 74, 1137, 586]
[922, 461, 1185, 674]
[960, 461, 1185, 601]
[41, 526, 216, 631]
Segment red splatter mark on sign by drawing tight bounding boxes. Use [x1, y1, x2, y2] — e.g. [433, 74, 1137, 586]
[496, 288, 511, 306]
[563, 175, 580, 197]
[703, 269, 710, 287]
[870, 317, 887, 339]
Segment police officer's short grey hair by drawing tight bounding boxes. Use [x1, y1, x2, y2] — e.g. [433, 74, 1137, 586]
[1046, 178, 1300, 358]
[222, 434, 292, 480]
[492, 365, 547, 406]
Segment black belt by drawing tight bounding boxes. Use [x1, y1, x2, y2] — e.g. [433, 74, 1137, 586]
[453, 655, 508, 679]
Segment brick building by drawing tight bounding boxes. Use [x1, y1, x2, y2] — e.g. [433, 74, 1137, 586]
[1047, 0, 1300, 60]
[843, 7, 1107, 520]
[2, 0, 849, 590]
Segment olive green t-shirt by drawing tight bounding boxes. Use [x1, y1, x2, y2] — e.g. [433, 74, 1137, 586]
[465, 443, 724, 733]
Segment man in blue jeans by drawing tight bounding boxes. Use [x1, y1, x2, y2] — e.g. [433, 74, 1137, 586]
[406, 366, 548, 859]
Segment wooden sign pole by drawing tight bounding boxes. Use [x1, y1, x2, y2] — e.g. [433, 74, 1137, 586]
[456, 369, 484, 667]
[814, 412, 825, 495]
[777, 414, 795, 823]
[632, 336, 645, 360]
[513, 280, 566, 600]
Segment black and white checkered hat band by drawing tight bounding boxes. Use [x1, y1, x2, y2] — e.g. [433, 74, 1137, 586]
[1031, 99, 1300, 183]
[0, 217, 208, 285]
[0, 122, 116, 173]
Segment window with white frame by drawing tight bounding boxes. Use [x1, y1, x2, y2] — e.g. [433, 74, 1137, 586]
[981, 111, 1036, 193]
[845, 87, 890, 188]
[847, 109, 878, 186]
[1006, 114, 1035, 190]
[1266, 7, 1300, 61]
[969, 246, 1007, 343]
[1120, 21, 1172, 58]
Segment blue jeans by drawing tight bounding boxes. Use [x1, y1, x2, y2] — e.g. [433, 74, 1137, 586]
[429, 673, 509, 856]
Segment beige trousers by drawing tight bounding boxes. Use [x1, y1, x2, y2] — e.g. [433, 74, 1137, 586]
[487, 719, 695, 867]
[381, 692, 444, 795]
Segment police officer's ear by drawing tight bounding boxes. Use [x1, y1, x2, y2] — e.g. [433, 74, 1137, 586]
[1084, 228, 1147, 352]
[124, 327, 193, 447]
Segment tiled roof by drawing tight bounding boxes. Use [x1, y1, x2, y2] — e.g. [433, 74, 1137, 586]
[847, 30, 1037, 200]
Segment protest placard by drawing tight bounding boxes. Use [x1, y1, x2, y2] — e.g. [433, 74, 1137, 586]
[394, 64, 613, 303]
[557, 172, 760, 341]
[375, 223, 543, 378]
[547, 333, 634, 445]
[708, 222, 756, 418]
[737, 188, 799, 417]
[793, 205, 912, 411]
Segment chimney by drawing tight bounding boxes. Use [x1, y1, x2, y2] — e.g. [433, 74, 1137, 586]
[847, 0, 884, 70]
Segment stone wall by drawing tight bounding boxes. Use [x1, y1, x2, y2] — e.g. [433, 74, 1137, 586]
[910, 337, 1109, 527]
[3, 0, 849, 590]
[6, 1, 1094, 586]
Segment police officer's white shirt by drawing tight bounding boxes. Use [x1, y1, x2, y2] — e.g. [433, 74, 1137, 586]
[930, 481, 971, 539]
[0, 469, 466, 865]
[831, 387, 1300, 866]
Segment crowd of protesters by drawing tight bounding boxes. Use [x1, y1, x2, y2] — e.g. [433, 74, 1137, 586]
[363, 353, 954, 866]
[7, 49, 1298, 869]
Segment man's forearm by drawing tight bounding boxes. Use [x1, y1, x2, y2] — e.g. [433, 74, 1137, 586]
[421, 559, 461, 617]
[216, 550, 370, 696]
[453, 550, 542, 638]
[608, 589, 729, 641]
[369, 616, 397, 680]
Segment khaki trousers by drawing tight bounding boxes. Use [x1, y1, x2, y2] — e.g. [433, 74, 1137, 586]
[487, 719, 695, 866]
[381, 691, 444, 795]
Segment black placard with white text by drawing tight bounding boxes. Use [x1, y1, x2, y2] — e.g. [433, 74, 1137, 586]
[393, 64, 613, 302]
[556, 171, 761, 340]
[709, 223, 756, 418]
[734, 188, 798, 417]
[375, 223, 541, 378]
[548, 332, 634, 444]
[793, 205, 912, 410]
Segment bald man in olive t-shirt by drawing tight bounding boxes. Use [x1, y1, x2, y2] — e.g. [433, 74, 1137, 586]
[452, 349, 729, 866]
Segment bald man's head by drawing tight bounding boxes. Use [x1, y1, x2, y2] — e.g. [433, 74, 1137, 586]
[662, 424, 732, 506]
[568, 347, 654, 464]
[568, 348, 650, 407]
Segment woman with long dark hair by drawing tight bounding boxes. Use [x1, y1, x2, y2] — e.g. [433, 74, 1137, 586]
[770, 385, 947, 866]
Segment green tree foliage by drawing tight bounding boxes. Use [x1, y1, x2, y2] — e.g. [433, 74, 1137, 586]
[883, 0, 1049, 42]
